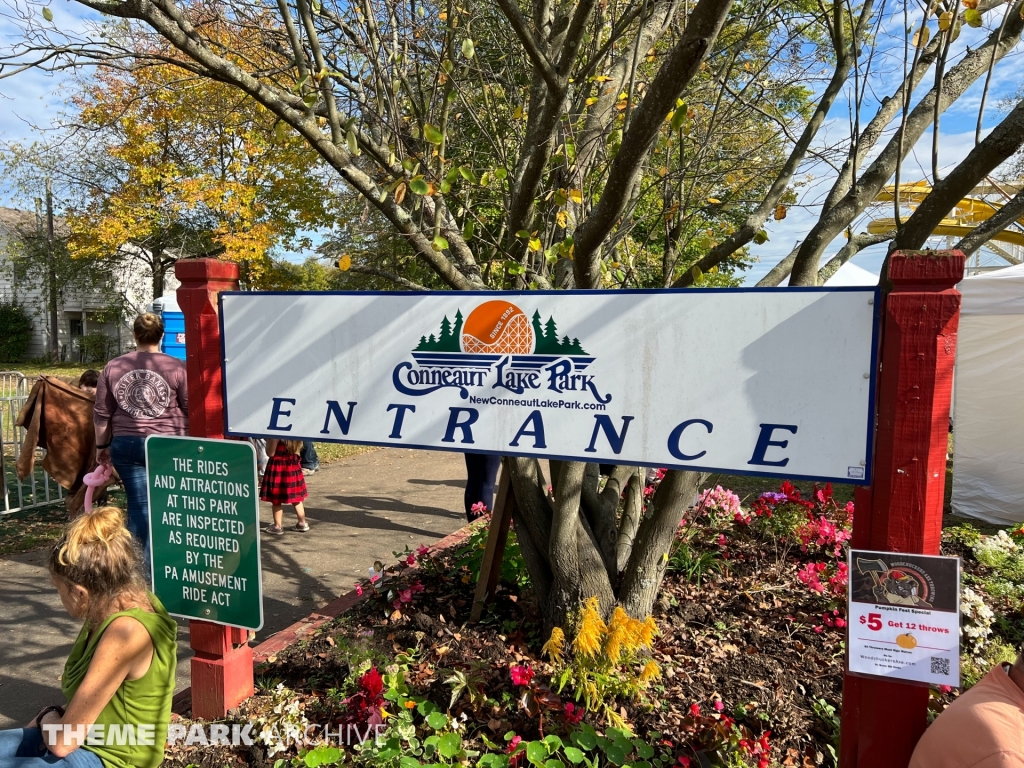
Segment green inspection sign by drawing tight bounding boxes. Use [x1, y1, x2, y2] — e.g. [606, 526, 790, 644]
[146, 435, 263, 630]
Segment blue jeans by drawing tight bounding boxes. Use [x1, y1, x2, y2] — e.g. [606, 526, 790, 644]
[110, 436, 150, 576]
[464, 453, 501, 521]
[0, 728, 102, 768]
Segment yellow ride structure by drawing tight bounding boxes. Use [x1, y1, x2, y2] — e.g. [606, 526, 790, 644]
[867, 181, 1024, 270]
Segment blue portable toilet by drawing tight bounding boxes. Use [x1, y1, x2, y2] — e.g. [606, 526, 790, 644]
[151, 295, 186, 360]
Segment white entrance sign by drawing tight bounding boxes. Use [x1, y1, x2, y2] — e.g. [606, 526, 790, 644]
[847, 550, 961, 686]
[221, 289, 878, 483]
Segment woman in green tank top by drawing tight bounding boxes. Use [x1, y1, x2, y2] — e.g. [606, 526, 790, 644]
[0, 506, 176, 768]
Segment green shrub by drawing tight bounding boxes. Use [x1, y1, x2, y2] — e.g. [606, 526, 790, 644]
[0, 299, 32, 362]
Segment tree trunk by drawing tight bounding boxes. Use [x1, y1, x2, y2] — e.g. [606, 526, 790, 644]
[152, 254, 166, 300]
[509, 457, 704, 628]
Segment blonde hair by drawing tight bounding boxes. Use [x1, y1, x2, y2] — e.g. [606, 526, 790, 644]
[282, 440, 303, 455]
[133, 312, 164, 345]
[48, 506, 149, 627]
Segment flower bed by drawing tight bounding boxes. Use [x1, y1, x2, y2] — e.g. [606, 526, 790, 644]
[164, 479, 1024, 768]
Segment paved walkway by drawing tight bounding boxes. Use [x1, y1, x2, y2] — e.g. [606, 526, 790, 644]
[0, 448, 467, 728]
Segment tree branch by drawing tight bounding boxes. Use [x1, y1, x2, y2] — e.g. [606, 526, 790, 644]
[347, 265, 428, 290]
[954, 190, 1024, 257]
[572, 0, 735, 288]
[891, 98, 1024, 252]
[494, 0, 559, 91]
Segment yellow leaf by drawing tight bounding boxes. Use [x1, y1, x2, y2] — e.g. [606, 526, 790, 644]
[337, 255, 351, 271]
[585, 97, 599, 106]
[707, 197, 721, 204]
[569, 189, 583, 204]
[439, 11, 447, 19]
[938, 11, 953, 29]
[774, 205, 787, 221]
[556, 210, 568, 228]
[528, 237, 542, 252]
[590, 75, 611, 82]
[912, 26, 930, 47]
[512, 106, 524, 119]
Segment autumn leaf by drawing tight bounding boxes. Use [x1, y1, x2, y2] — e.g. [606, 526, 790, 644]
[569, 189, 583, 205]
[423, 123, 444, 144]
[707, 197, 721, 205]
[528, 237, 542, 252]
[336, 255, 351, 271]
[938, 11, 954, 29]
[774, 205, 787, 221]
[964, 8, 983, 26]
[912, 26, 930, 47]
[753, 229, 770, 244]
[394, 182, 407, 204]
[556, 210, 568, 228]
[42, 6, 53, 21]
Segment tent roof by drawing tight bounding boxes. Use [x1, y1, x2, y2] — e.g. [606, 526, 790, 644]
[824, 262, 878, 286]
[958, 263, 1024, 316]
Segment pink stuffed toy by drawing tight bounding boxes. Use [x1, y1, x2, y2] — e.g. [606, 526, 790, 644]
[82, 463, 113, 513]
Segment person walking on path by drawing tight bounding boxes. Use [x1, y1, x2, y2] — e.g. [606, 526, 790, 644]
[94, 313, 188, 573]
[261, 439, 309, 534]
[464, 452, 501, 523]
[0, 505, 177, 768]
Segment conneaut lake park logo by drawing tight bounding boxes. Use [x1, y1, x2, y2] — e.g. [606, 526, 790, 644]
[392, 299, 611, 404]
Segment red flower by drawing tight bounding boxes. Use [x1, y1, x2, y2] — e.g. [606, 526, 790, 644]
[360, 667, 384, 698]
[510, 665, 534, 686]
[688, 703, 700, 717]
[563, 702, 584, 724]
[411, 581, 425, 593]
[354, 583, 363, 597]
[405, 554, 416, 566]
[677, 758, 690, 768]
[416, 544, 430, 557]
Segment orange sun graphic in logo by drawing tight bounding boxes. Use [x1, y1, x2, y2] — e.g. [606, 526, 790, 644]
[461, 300, 534, 355]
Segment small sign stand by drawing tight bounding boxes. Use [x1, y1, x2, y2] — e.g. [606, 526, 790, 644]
[470, 460, 516, 622]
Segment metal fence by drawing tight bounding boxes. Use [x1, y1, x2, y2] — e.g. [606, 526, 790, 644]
[1, 373, 66, 515]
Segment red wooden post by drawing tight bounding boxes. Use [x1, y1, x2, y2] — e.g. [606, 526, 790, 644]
[839, 250, 965, 768]
[175, 258, 254, 719]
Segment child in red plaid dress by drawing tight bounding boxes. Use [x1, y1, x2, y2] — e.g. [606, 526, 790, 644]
[260, 439, 309, 534]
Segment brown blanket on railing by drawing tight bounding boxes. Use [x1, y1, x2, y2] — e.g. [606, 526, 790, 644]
[16, 376, 115, 515]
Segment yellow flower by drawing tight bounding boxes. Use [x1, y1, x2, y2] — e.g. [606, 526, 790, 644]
[573, 597, 607, 659]
[542, 626, 566, 665]
[639, 660, 660, 686]
[605, 607, 632, 664]
[637, 616, 658, 649]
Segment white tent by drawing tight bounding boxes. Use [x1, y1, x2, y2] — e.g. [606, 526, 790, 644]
[824, 262, 879, 286]
[951, 263, 1024, 524]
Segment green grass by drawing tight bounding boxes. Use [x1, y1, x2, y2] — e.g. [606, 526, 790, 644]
[314, 442, 377, 465]
[2, 362, 103, 381]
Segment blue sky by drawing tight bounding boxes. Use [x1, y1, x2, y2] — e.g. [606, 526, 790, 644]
[1, 1, 1021, 282]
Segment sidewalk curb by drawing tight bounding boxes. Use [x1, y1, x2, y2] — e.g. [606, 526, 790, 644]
[172, 519, 478, 717]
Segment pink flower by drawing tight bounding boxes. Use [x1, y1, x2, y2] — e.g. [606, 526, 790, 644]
[938, 685, 952, 694]
[370, 572, 381, 584]
[713, 699, 724, 712]
[563, 702, 584, 724]
[506, 735, 522, 754]
[835, 618, 847, 628]
[416, 544, 430, 558]
[677, 758, 691, 768]
[405, 554, 416, 566]
[472, 501, 488, 514]
[510, 665, 534, 686]
[717, 534, 728, 546]
[813, 625, 824, 633]
[411, 581, 425, 593]
[354, 583, 363, 597]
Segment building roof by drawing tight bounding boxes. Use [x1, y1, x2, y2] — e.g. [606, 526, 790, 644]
[0, 206, 70, 238]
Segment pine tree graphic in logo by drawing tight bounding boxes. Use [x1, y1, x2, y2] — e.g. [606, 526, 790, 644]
[414, 300, 586, 356]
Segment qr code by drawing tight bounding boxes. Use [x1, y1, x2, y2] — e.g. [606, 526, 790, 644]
[931, 657, 951, 676]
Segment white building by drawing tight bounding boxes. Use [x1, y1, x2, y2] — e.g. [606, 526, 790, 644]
[0, 206, 179, 362]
